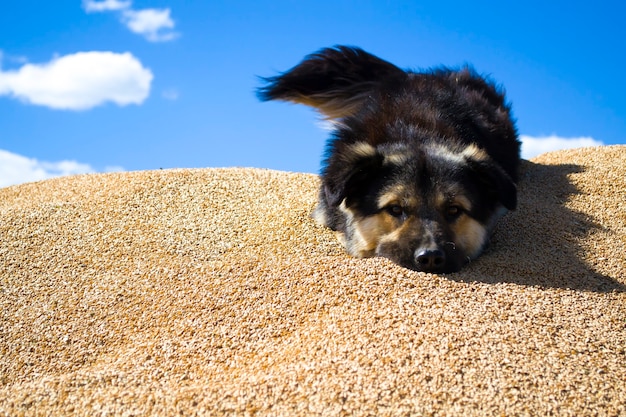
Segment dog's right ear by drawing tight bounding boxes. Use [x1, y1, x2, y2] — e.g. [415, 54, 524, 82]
[322, 142, 385, 208]
[257, 46, 406, 119]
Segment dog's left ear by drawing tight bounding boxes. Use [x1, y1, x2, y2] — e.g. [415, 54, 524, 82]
[467, 158, 517, 211]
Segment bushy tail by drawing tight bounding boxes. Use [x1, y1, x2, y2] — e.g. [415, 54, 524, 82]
[257, 46, 406, 119]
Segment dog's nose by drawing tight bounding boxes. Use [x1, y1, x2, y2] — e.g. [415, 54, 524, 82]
[414, 249, 445, 271]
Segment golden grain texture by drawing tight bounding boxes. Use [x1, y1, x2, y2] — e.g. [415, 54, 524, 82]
[1, 146, 625, 416]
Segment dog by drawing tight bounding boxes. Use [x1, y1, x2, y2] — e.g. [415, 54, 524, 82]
[258, 46, 520, 273]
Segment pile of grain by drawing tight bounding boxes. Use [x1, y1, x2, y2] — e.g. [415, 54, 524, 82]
[1, 146, 624, 416]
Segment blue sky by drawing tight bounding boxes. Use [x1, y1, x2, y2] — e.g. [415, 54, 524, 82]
[1, 1, 624, 187]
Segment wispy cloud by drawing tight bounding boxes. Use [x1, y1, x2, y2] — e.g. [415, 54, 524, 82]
[83, 0, 131, 12]
[0, 149, 124, 188]
[0, 51, 153, 110]
[84, 0, 179, 42]
[0, 50, 28, 67]
[161, 88, 179, 101]
[520, 135, 604, 159]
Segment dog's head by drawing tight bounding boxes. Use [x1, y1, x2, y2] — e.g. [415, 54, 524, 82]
[319, 140, 516, 273]
[258, 46, 519, 273]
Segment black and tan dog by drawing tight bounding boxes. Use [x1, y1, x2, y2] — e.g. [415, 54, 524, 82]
[258, 46, 520, 273]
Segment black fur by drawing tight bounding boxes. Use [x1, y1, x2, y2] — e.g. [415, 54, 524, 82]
[258, 46, 520, 273]
[257, 46, 406, 118]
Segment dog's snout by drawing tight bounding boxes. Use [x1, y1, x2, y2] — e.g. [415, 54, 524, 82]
[414, 248, 446, 272]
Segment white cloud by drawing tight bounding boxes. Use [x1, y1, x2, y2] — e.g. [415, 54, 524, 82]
[83, 0, 131, 13]
[0, 149, 122, 188]
[84, 0, 179, 42]
[520, 135, 604, 159]
[122, 8, 179, 42]
[0, 51, 153, 110]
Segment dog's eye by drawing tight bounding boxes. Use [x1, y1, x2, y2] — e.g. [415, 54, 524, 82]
[386, 205, 405, 217]
[446, 205, 463, 219]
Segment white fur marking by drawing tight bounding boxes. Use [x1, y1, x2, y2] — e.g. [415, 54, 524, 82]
[426, 143, 488, 164]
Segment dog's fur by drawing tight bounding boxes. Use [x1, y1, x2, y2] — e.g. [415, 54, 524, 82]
[258, 46, 520, 273]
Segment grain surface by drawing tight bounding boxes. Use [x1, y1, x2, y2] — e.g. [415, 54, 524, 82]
[1, 146, 625, 416]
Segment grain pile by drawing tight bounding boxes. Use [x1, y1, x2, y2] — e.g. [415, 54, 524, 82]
[1, 146, 625, 416]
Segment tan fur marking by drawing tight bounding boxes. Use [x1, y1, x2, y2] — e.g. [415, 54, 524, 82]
[334, 231, 347, 248]
[347, 142, 377, 161]
[295, 95, 364, 120]
[376, 218, 417, 247]
[338, 201, 398, 258]
[383, 152, 409, 165]
[435, 192, 472, 212]
[377, 185, 418, 210]
[460, 143, 489, 161]
[451, 216, 488, 259]
[353, 215, 395, 256]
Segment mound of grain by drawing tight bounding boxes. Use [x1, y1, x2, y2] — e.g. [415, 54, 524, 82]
[1, 146, 624, 416]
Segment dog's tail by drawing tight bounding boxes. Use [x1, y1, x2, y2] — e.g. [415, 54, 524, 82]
[257, 46, 406, 119]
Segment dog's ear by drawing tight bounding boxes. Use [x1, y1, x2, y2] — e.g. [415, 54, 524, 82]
[322, 143, 385, 207]
[257, 46, 405, 119]
[466, 158, 517, 211]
